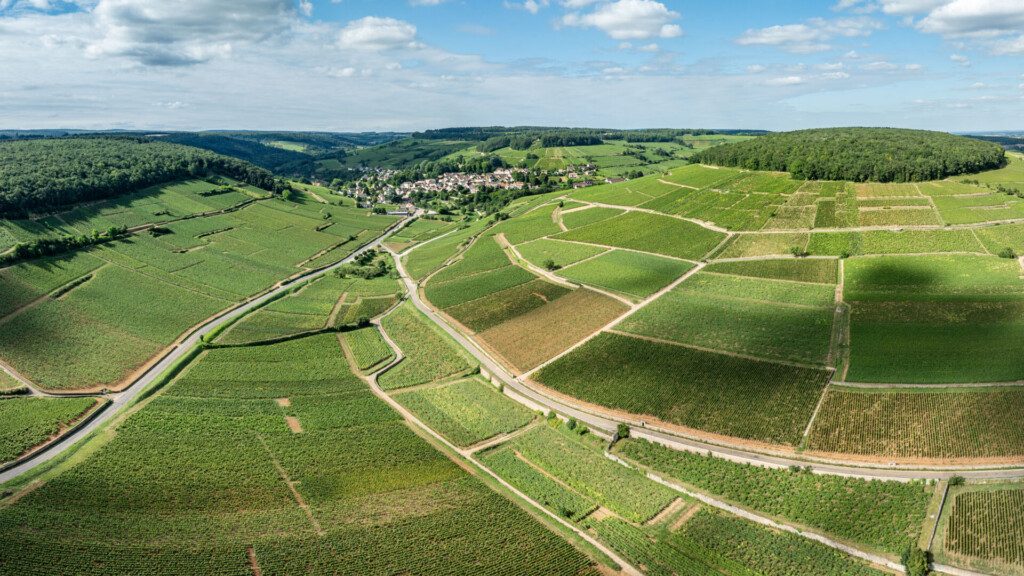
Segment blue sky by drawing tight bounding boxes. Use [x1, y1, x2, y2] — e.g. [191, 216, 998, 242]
[0, 0, 1021, 131]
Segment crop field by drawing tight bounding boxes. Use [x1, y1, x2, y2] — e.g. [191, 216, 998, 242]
[854, 182, 922, 197]
[717, 233, 809, 258]
[503, 425, 677, 523]
[704, 258, 838, 284]
[377, 302, 475, 390]
[401, 219, 490, 281]
[392, 377, 534, 447]
[617, 272, 836, 364]
[554, 211, 726, 260]
[427, 233, 509, 283]
[806, 387, 1024, 459]
[763, 205, 817, 229]
[568, 179, 670, 207]
[557, 250, 693, 299]
[0, 370, 24, 394]
[807, 229, 986, 256]
[342, 328, 393, 372]
[942, 484, 1024, 574]
[492, 204, 562, 245]
[0, 332, 594, 575]
[0, 396, 100, 463]
[425, 264, 535, 309]
[663, 164, 744, 189]
[560, 206, 625, 229]
[479, 447, 598, 522]
[385, 217, 458, 251]
[639, 185, 785, 231]
[442, 278, 571, 332]
[678, 509, 888, 576]
[535, 332, 830, 445]
[844, 255, 1024, 383]
[478, 288, 628, 372]
[515, 238, 607, 269]
[857, 206, 941, 226]
[615, 438, 930, 554]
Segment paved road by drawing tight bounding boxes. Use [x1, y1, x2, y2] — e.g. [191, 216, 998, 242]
[0, 217, 412, 485]
[390, 243, 1024, 482]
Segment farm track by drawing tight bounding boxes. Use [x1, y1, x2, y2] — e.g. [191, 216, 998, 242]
[392, 217, 1024, 481]
[0, 216, 415, 486]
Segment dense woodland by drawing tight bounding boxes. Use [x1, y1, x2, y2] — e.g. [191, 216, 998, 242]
[0, 137, 283, 216]
[693, 128, 1007, 182]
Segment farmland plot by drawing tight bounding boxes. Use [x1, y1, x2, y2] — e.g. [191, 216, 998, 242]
[0, 333, 595, 575]
[806, 387, 1024, 459]
[942, 485, 1024, 575]
[844, 255, 1024, 383]
[516, 238, 607, 269]
[342, 328, 393, 372]
[717, 233, 809, 258]
[0, 396, 101, 463]
[616, 438, 930, 555]
[443, 278, 571, 333]
[617, 272, 836, 365]
[393, 377, 534, 447]
[478, 288, 628, 373]
[705, 258, 838, 284]
[535, 332, 830, 445]
[378, 302, 475, 391]
[554, 211, 726, 260]
[558, 249, 694, 299]
[560, 207, 625, 230]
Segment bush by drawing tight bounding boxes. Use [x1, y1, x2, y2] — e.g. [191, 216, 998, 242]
[566, 417, 578, 431]
[543, 259, 560, 271]
[617, 423, 631, 439]
[998, 247, 1018, 259]
[901, 546, 930, 576]
[948, 475, 966, 487]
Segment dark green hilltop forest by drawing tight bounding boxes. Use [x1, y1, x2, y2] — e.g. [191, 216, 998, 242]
[693, 127, 1007, 182]
[0, 137, 284, 217]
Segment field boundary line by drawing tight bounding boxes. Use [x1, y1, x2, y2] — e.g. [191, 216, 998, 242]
[465, 420, 541, 455]
[801, 385, 830, 447]
[545, 236, 699, 264]
[255, 433, 325, 536]
[585, 201, 730, 234]
[926, 480, 950, 552]
[605, 452, 908, 574]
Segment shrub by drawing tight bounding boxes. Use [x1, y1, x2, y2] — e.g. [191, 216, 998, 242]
[901, 546, 930, 576]
[998, 247, 1018, 259]
[948, 475, 966, 487]
[617, 423, 631, 439]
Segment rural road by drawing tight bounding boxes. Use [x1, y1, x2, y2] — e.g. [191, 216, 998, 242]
[0, 215, 413, 486]
[391, 239, 1024, 482]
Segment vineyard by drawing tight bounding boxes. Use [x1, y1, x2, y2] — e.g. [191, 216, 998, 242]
[557, 249, 693, 300]
[553, 211, 725, 260]
[615, 438, 930, 554]
[943, 485, 1024, 574]
[535, 332, 830, 445]
[341, 328, 394, 372]
[377, 302, 475, 390]
[0, 396, 100, 463]
[392, 377, 535, 447]
[0, 331, 595, 575]
[806, 387, 1024, 459]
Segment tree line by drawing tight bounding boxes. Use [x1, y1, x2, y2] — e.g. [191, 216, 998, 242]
[692, 128, 1006, 182]
[0, 137, 286, 217]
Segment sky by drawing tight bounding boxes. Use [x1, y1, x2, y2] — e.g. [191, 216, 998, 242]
[0, 0, 1021, 132]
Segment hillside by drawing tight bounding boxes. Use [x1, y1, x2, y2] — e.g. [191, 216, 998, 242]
[0, 137, 282, 216]
[693, 127, 1006, 182]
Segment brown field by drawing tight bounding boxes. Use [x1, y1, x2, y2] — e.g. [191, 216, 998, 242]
[477, 288, 628, 372]
[805, 387, 1024, 462]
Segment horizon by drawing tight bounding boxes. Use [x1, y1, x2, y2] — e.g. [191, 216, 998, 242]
[1, 1, 1022, 132]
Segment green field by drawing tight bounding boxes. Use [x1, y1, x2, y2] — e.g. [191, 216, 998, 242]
[807, 387, 1024, 459]
[342, 327, 394, 372]
[844, 255, 1024, 383]
[0, 333, 594, 575]
[535, 332, 830, 445]
[616, 438, 930, 555]
[443, 278, 572, 332]
[554, 211, 726, 260]
[0, 396, 100, 463]
[617, 271, 836, 365]
[377, 303, 475, 390]
[515, 238, 607, 269]
[941, 484, 1024, 575]
[0, 193, 397, 392]
[393, 377, 534, 447]
[558, 250, 694, 299]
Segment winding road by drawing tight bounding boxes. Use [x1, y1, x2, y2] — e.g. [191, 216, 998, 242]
[0, 216, 414, 485]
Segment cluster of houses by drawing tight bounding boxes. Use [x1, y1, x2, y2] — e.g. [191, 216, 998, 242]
[395, 168, 529, 196]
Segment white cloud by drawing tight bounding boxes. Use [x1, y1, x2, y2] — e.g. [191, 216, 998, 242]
[337, 16, 418, 51]
[861, 60, 899, 70]
[766, 75, 804, 86]
[83, 0, 298, 66]
[822, 71, 850, 79]
[916, 1, 1024, 37]
[950, 53, 970, 66]
[878, 0, 946, 15]
[504, 0, 549, 14]
[905, 63, 923, 70]
[410, 0, 448, 5]
[746, 64, 766, 73]
[993, 35, 1024, 55]
[736, 17, 881, 53]
[298, 0, 312, 17]
[561, 0, 682, 40]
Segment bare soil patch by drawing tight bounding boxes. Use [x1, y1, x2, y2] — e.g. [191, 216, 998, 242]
[275, 398, 291, 408]
[285, 416, 303, 434]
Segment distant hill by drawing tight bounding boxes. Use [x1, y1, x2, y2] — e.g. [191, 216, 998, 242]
[0, 137, 281, 217]
[693, 127, 1007, 182]
[965, 134, 1024, 153]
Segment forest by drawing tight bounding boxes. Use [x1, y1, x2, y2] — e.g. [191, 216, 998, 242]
[693, 127, 1006, 182]
[0, 137, 284, 216]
